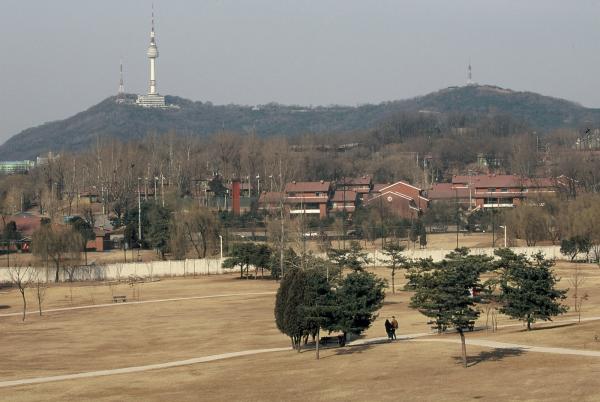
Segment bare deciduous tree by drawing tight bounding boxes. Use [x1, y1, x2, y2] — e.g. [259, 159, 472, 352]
[32, 269, 48, 316]
[32, 224, 82, 282]
[8, 265, 32, 321]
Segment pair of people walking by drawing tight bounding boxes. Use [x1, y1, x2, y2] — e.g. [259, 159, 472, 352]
[384, 316, 399, 340]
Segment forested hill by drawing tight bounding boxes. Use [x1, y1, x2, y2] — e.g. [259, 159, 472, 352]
[2, 84, 599, 160]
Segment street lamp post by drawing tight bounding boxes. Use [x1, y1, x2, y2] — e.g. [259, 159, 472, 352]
[137, 177, 142, 248]
[161, 175, 165, 207]
[219, 235, 223, 261]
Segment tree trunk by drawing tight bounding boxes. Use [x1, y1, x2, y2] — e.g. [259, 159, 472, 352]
[316, 326, 320, 360]
[54, 261, 60, 283]
[20, 289, 27, 321]
[391, 270, 395, 294]
[459, 330, 467, 368]
[37, 287, 43, 316]
[527, 315, 532, 330]
[201, 231, 207, 258]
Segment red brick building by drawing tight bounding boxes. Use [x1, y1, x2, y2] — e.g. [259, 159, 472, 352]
[428, 174, 558, 209]
[284, 181, 333, 219]
[364, 181, 429, 219]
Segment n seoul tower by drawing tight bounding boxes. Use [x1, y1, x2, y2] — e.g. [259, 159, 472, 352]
[147, 6, 158, 95]
[136, 5, 166, 108]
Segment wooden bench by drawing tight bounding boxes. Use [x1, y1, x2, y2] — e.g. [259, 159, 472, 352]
[112, 295, 127, 303]
[319, 335, 346, 346]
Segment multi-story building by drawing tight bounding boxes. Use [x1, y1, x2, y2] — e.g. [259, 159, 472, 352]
[284, 181, 332, 219]
[428, 174, 557, 209]
[0, 160, 35, 174]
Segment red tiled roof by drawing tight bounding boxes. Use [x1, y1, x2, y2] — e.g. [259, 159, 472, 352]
[1, 214, 43, 236]
[343, 176, 372, 186]
[452, 175, 556, 189]
[285, 181, 331, 193]
[428, 183, 470, 200]
[378, 180, 421, 193]
[372, 183, 391, 193]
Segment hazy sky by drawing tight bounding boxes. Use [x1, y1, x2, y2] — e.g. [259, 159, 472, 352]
[1, 0, 600, 144]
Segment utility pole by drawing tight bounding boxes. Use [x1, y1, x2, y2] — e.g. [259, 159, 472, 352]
[499, 225, 507, 248]
[154, 177, 158, 202]
[279, 160, 285, 279]
[455, 188, 459, 249]
[161, 174, 165, 207]
[138, 177, 142, 246]
[342, 177, 346, 250]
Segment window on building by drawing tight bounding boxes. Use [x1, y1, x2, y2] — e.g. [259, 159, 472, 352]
[488, 188, 496, 192]
[501, 188, 508, 192]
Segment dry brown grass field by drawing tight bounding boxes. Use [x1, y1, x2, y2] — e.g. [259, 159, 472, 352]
[1, 260, 599, 401]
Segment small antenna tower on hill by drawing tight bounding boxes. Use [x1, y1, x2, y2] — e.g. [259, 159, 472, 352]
[467, 59, 474, 86]
[118, 61, 125, 95]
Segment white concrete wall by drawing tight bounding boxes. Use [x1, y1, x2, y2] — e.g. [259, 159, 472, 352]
[0, 245, 582, 284]
[0, 258, 233, 284]
[371, 245, 563, 264]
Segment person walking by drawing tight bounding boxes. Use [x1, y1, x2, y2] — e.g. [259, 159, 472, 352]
[384, 319, 393, 341]
[391, 316, 399, 340]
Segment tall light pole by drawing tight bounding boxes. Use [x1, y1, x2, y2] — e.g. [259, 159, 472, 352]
[160, 175, 165, 207]
[256, 174, 260, 196]
[154, 177, 158, 202]
[219, 235, 223, 261]
[137, 177, 142, 246]
[499, 225, 507, 248]
[455, 188, 459, 249]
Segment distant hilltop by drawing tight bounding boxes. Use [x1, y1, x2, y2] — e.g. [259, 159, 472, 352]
[1, 84, 600, 160]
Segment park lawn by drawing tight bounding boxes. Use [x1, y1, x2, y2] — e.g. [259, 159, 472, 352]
[0, 275, 284, 381]
[1, 261, 600, 401]
[5, 340, 600, 402]
[0, 274, 280, 315]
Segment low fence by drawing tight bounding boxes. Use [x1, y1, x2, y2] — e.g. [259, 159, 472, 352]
[0, 258, 228, 284]
[0, 245, 580, 285]
[371, 245, 563, 264]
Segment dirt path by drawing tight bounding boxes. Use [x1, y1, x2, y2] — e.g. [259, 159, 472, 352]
[412, 338, 600, 357]
[0, 347, 292, 388]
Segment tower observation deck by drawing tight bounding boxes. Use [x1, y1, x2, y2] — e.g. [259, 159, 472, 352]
[136, 6, 166, 108]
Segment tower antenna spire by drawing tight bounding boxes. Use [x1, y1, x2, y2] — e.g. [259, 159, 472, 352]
[467, 59, 473, 86]
[118, 60, 124, 96]
[151, 3, 155, 38]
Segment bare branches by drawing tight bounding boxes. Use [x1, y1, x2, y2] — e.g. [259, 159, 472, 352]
[8, 265, 33, 321]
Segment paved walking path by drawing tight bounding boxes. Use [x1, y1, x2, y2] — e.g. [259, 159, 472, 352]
[412, 338, 600, 357]
[0, 347, 291, 388]
[4, 329, 600, 389]
[0, 291, 277, 318]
